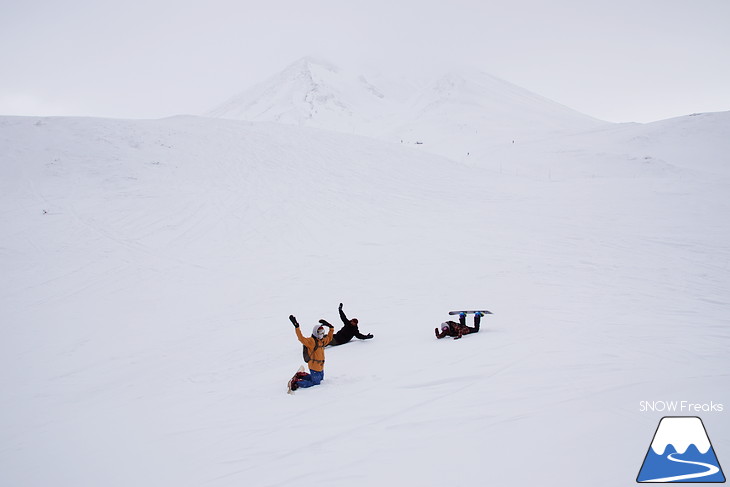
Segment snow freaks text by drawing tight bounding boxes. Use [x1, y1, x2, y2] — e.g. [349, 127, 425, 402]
[640, 401, 724, 413]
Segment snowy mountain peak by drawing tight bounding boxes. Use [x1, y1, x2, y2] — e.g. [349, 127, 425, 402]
[277, 56, 341, 83]
[288, 55, 339, 72]
[208, 57, 610, 158]
[207, 57, 389, 132]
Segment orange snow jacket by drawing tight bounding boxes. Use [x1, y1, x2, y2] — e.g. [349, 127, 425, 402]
[295, 326, 333, 372]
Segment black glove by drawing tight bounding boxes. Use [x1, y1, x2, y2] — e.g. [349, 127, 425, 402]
[339, 303, 343, 310]
[365, 333, 373, 339]
[289, 315, 299, 328]
[319, 319, 334, 328]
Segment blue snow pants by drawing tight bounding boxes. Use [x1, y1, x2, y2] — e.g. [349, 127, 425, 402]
[297, 369, 324, 388]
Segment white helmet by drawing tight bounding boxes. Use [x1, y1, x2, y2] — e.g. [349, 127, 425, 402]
[312, 324, 326, 339]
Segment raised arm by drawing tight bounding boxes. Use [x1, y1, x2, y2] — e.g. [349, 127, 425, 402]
[291, 315, 312, 346]
[319, 319, 335, 346]
[338, 302, 350, 325]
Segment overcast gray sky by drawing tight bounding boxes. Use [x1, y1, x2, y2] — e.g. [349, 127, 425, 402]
[1, 0, 728, 123]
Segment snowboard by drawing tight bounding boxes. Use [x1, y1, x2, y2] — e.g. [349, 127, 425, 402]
[448, 310, 492, 315]
[286, 365, 306, 395]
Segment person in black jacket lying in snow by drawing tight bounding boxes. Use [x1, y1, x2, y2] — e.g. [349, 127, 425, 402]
[328, 303, 374, 346]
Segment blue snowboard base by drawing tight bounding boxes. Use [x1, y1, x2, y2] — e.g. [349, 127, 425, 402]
[448, 310, 492, 315]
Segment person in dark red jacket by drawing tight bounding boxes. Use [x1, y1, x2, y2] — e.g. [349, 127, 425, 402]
[328, 303, 373, 346]
[435, 312, 483, 339]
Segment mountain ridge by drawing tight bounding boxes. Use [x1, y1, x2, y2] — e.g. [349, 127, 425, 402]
[207, 57, 610, 158]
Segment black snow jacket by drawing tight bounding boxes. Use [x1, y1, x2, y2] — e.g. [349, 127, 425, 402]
[331, 307, 371, 345]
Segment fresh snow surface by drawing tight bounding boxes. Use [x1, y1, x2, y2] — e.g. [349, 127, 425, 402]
[1, 113, 729, 487]
[468, 111, 730, 179]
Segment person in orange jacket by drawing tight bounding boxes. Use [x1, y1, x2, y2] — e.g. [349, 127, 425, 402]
[289, 314, 334, 390]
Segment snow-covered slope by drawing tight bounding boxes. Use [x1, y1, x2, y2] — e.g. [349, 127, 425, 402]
[208, 58, 609, 159]
[1, 114, 728, 487]
[391, 69, 607, 156]
[472, 110, 730, 180]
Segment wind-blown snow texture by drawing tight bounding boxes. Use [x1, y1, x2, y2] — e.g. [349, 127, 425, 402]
[2, 91, 730, 485]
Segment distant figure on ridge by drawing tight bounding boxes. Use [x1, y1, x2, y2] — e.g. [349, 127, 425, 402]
[328, 302, 373, 346]
[435, 312, 483, 340]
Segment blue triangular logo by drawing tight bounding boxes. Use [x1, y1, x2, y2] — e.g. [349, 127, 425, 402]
[638, 416, 725, 483]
